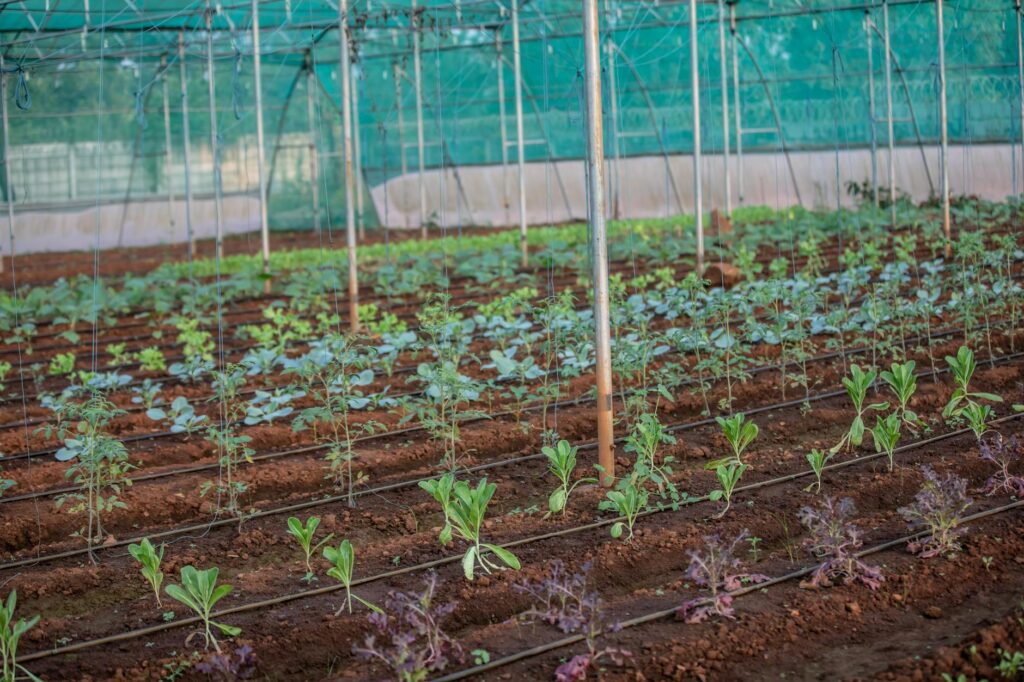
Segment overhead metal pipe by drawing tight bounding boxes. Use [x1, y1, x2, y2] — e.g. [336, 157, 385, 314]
[339, 0, 359, 331]
[304, 53, 321, 234]
[511, 0, 529, 268]
[718, 0, 731, 217]
[178, 32, 196, 260]
[583, 0, 614, 487]
[251, 0, 273, 288]
[935, 0, 950, 257]
[690, 0, 704, 275]
[205, 6, 224, 261]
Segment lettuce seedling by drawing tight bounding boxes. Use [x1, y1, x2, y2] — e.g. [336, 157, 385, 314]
[421, 476, 520, 580]
[880, 361, 924, 432]
[677, 530, 770, 623]
[900, 466, 972, 558]
[978, 432, 1024, 496]
[165, 566, 240, 653]
[286, 516, 334, 582]
[195, 645, 257, 680]
[128, 537, 165, 606]
[942, 346, 1003, 421]
[542, 440, 596, 516]
[709, 462, 746, 518]
[870, 412, 901, 471]
[323, 539, 380, 614]
[353, 573, 463, 681]
[0, 591, 41, 682]
[514, 561, 631, 681]
[798, 497, 883, 590]
[707, 413, 758, 470]
[833, 364, 889, 453]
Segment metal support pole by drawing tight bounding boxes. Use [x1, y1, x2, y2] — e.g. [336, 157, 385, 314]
[413, 0, 428, 238]
[883, 0, 896, 226]
[1, 56, 13, 275]
[865, 9, 878, 207]
[178, 32, 195, 260]
[352, 64, 365, 241]
[339, 0, 359, 331]
[304, 54, 321, 234]
[511, 0, 529, 268]
[205, 7, 224, 261]
[583, 0, 614, 487]
[496, 31, 510, 226]
[730, 5, 743, 205]
[690, 0, 704, 275]
[1016, 0, 1024, 195]
[160, 54, 176, 235]
[718, 0, 731, 217]
[251, 0, 272, 287]
[935, 0, 951, 257]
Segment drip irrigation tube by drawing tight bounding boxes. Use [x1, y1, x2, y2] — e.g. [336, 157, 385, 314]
[15, 411, 1024, 665]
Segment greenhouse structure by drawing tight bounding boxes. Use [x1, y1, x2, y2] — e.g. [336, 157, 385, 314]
[0, 1, 1023, 679]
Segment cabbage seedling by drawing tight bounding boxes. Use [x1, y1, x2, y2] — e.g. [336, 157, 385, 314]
[880, 361, 924, 432]
[286, 516, 334, 582]
[605, 484, 647, 541]
[805, 449, 831, 493]
[165, 566, 240, 653]
[128, 538, 165, 606]
[942, 346, 1003, 421]
[322, 539, 380, 614]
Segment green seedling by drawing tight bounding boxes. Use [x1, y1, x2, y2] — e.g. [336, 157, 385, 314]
[164, 566, 240, 653]
[0, 591, 41, 682]
[706, 413, 758, 470]
[709, 462, 746, 518]
[805, 448, 831, 493]
[286, 516, 334, 582]
[942, 346, 1002, 421]
[606, 484, 647, 541]
[880, 361, 924, 432]
[542, 440, 596, 515]
[871, 413, 902, 471]
[128, 538, 165, 607]
[421, 476, 520, 580]
[833, 364, 888, 453]
[323, 539, 381, 615]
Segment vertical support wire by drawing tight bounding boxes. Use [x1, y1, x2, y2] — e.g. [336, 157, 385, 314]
[305, 52, 321, 234]
[730, 4, 744, 206]
[883, 0, 897, 226]
[583, 0, 614, 486]
[1, 56, 13, 276]
[413, 0, 428, 238]
[160, 54, 176, 236]
[865, 9, 878, 207]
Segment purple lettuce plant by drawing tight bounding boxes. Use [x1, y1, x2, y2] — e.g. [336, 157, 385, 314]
[798, 497, 884, 590]
[979, 432, 1024, 497]
[676, 529, 770, 623]
[352, 572, 464, 681]
[900, 466, 973, 559]
[514, 560, 631, 681]
[195, 645, 257, 680]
